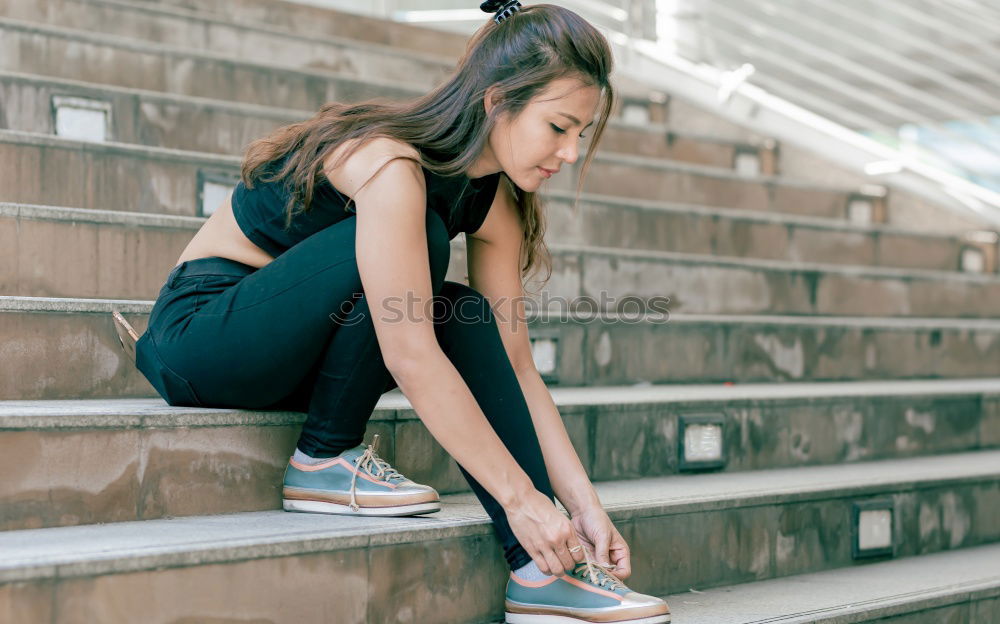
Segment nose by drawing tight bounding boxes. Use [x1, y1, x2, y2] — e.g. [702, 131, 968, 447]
[557, 137, 580, 165]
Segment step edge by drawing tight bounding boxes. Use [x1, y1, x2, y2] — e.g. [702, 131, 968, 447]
[2, 379, 1000, 429]
[4, 296, 1000, 329]
[663, 544, 1000, 623]
[1, 451, 999, 583]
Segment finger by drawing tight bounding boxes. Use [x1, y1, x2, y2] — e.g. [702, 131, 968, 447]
[613, 551, 631, 578]
[528, 543, 556, 576]
[596, 533, 612, 567]
[527, 548, 551, 576]
[557, 541, 578, 573]
[546, 549, 566, 577]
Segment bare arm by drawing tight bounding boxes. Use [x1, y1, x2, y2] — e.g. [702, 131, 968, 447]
[467, 178, 602, 515]
[326, 139, 536, 510]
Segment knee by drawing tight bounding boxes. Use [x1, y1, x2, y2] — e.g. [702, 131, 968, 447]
[426, 209, 451, 293]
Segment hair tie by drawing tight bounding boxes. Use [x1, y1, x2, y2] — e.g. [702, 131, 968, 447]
[480, 0, 522, 24]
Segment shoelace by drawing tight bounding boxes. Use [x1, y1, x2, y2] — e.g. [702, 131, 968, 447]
[571, 547, 628, 591]
[348, 434, 407, 512]
[342, 439, 625, 592]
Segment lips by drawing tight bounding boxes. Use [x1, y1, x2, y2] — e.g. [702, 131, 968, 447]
[538, 167, 558, 177]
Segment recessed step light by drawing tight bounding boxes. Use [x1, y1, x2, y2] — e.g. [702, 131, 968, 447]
[678, 413, 726, 471]
[199, 171, 240, 217]
[961, 246, 986, 273]
[853, 499, 895, 559]
[52, 96, 111, 143]
[734, 149, 761, 177]
[961, 231, 998, 274]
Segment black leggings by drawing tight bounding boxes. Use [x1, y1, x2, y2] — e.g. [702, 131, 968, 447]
[135, 207, 551, 570]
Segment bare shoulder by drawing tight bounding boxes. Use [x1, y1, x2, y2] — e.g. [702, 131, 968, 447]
[322, 136, 423, 200]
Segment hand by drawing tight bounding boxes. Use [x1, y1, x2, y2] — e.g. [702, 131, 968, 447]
[505, 489, 587, 576]
[569, 506, 632, 580]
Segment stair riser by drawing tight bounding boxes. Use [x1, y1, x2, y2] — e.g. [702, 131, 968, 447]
[847, 600, 1000, 624]
[0, 135, 854, 218]
[0, 311, 153, 401]
[0, 74, 755, 168]
[0, 478, 997, 622]
[4, 211, 992, 317]
[1, 394, 996, 530]
[0, 212, 195, 299]
[0, 0, 453, 88]
[3, 306, 1000, 400]
[561, 159, 852, 218]
[0, 22, 419, 111]
[564, 253, 1000, 318]
[548, 200, 967, 273]
[0, 136, 239, 217]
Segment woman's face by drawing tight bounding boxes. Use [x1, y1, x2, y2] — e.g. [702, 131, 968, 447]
[480, 77, 600, 192]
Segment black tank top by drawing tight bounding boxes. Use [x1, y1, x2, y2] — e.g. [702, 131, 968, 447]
[231, 157, 502, 259]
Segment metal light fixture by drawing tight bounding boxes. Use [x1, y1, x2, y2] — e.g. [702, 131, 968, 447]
[52, 95, 112, 143]
[678, 413, 726, 471]
[852, 499, 894, 559]
[198, 171, 239, 217]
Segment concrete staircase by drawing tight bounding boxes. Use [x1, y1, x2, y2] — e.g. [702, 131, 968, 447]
[1, 0, 999, 622]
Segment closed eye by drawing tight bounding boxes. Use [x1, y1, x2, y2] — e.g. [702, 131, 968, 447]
[550, 123, 587, 139]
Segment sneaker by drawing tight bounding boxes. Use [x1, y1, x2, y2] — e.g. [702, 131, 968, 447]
[282, 434, 441, 517]
[505, 553, 670, 623]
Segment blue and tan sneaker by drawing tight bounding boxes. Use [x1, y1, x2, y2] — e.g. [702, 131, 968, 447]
[505, 553, 670, 623]
[282, 434, 441, 516]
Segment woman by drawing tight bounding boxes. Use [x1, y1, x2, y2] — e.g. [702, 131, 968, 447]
[130, 1, 669, 621]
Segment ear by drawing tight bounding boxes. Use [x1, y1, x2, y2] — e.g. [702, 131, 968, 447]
[484, 84, 501, 117]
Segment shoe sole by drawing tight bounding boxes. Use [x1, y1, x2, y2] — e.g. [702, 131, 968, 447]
[505, 603, 670, 623]
[283, 498, 441, 516]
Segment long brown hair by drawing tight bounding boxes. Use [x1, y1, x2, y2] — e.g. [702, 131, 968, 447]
[240, 3, 615, 288]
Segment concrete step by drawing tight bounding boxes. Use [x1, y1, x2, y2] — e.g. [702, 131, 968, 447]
[5, 189, 989, 301]
[130, 0, 474, 59]
[560, 150, 882, 221]
[0, 0, 457, 91]
[541, 242, 1000, 318]
[84, 0, 768, 147]
[1, 380, 997, 530]
[125, 0, 773, 147]
[92, 0, 796, 144]
[2, 295, 1000, 400]
[0, 129, 241, 217]
[6, 201, 1000, 316]
[0, 16, 424, 111]
[0, 451, 998, 621]
[0, 129, 873, 220]
[0, 13, 660, 124]
[664, 544, 1000, 623]
[552, 193, 992, 275]
[0, 71, 776, 171]
[1, 0, 768, 170]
